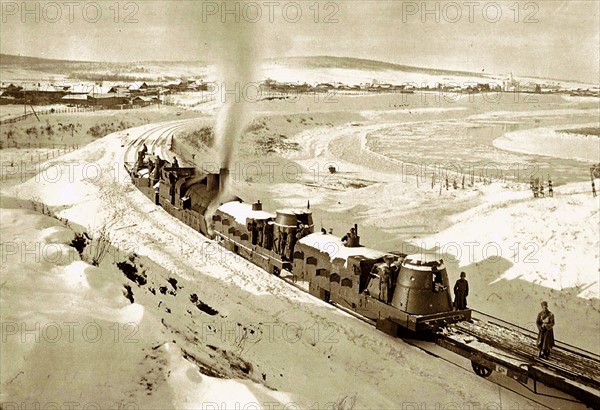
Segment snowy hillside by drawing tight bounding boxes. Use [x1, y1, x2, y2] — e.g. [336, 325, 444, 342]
[0, 123, 545, 409]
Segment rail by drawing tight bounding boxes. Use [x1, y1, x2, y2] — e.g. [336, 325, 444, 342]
[123, 127, 600, 407]
[439, 312, 600, 407]
[471, 309, 600, 361]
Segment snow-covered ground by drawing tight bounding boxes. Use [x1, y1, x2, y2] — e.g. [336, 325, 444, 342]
[2, 90, 599, 408]
[266, 111, 599, 352]
[2, 122, 557, 409]
[494, 123, 600, 162]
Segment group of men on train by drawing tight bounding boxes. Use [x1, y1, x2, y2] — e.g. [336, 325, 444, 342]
[247, 219, 311, 261]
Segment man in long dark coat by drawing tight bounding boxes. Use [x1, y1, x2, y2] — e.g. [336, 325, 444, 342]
[272, 226, 280, 254]
[263, 221, 273, 249]
[379, 265, 391, 304]
[256, 220, 264, 247]
[536, 301, 555, 359]
[284, 227, 296, 261]
[453, 271, 469, 310]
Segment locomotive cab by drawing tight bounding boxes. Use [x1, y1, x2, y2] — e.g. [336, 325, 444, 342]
[390, 254, 453, 315]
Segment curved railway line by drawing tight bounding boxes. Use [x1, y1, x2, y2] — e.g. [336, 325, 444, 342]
[122, 120, 195, 165]
[121, 121, 600, 409]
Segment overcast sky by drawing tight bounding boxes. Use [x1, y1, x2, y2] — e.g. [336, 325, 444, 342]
[1, 0, 598, 82]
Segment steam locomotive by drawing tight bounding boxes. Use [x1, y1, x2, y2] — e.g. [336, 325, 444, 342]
[126, 150, 471, 336]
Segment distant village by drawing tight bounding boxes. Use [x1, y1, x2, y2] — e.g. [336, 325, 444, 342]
[262, 74, 600, 96]
[0, 79, 208, 109]
[1, 73, 598, 110]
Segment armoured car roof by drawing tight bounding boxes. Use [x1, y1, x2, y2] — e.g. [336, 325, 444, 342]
[298, 233, 388, 266]
[218, 201, 275, 224]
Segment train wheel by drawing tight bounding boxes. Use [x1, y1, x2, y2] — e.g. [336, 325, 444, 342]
[471, 362, 492, 378]
[272, 266, 280, 276]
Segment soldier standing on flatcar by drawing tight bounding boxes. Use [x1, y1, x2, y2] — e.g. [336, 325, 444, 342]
[279, 228, 288, 257]
[135, 150, 145, 172]
[152, 156, 162, 186]
[536, 301, 555, 359]
[349, 227, 357, 239]
[548, 179, 553, 197]
[281, 227, 288, 259]
[342, 227, 357, 246]
[248, 220, 257, 245]
[296, 224, 305, 242]
[390, 260, 401, 287]
[384, 256, 399, 301]
[302, 223, 311, 237]
[453, 271, 469, 310]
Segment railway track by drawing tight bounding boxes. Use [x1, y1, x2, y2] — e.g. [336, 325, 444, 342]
[122, 123, 599, 408]
[122, 119, 195, 165]
[451, 318, 600, 387]
[273, 273, 592, 408]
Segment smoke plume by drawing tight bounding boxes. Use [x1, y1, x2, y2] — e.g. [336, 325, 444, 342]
[205, 16, 260, 235]
[214, 17, 258, 175]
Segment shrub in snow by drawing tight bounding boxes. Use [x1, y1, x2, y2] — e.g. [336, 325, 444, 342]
[86, 225, 112, 266]
[69, 232, 89, 256]
[336, 394, 358, 410]
[117, 260, 147, 286]
[123, 284, 134, 303]
[189, 293, 218, 316]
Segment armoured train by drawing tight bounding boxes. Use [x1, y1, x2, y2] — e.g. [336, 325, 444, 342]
[126, 149, 471, 336]
[121, 146, 600, 406]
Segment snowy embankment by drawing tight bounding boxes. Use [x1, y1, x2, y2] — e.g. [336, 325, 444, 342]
[417, 181, 599, 297]
[493, 123, 600, 162]
[279, 119, 599, 352]
[1, 122, 538, 408]
[414, 181, 600, 351]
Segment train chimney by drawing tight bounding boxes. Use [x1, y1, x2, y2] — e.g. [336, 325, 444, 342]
[206, 173, 219, 191]
[219, 168, 229, 193]
[252, 200, 262, 211]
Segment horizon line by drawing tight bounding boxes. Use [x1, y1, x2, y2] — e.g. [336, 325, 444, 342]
[1, 53, 597, 85]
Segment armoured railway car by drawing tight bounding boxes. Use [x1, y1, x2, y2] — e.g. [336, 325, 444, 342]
[213, 201, 470, 333]
[126, 152, 471, 335]
[125, 146, 600, 406]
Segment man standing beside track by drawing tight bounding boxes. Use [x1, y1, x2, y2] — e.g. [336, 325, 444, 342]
[536, 301, 555, 359]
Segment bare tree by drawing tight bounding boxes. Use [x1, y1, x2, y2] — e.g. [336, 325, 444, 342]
[84, 217, 117, 267]
[336, 393, 358, 410]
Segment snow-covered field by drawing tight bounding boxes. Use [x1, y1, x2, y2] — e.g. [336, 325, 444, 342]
[494, 123, 600, 162]
[1, 91, 599, 408]
[241, 102, 600, 351]
[2, 122, 557, 409]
